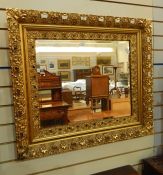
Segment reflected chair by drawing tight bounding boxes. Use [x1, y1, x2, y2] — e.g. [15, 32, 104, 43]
[73, 86, 86, 100]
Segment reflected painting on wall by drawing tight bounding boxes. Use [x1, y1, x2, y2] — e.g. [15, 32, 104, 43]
[97, 56, 111, 65]
[40, 59, 47, 65]
[58, 59, 70, 69]
[102, 65, 114, 75]
[58, 71, 71, 81]
[48, 60, 55, 69]
[39, 65, 47, 73]
[72, 56, 90, 66]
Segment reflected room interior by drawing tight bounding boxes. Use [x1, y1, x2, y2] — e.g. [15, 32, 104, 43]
[36, 40, 131, 127]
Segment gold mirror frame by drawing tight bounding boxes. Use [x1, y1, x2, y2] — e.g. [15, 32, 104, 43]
[7, 8, 153, 160]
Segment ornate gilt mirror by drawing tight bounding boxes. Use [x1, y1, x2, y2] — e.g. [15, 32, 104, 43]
[7, 8, 153, 160]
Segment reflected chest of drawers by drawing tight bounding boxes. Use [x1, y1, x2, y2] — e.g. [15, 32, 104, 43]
[86, 75, 109, 111]
[39, 101, 69, 123]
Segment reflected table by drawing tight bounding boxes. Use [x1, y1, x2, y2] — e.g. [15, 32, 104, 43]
[39, 101, 70, 124]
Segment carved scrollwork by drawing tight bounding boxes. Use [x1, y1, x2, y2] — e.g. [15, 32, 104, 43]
[7, 8, 152, 160]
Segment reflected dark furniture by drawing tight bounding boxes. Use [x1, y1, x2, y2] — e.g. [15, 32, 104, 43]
[73, 69, 91, 81]
[72, 86, 86, 100]
[38, 70, 61, 89]
[86, 75, 109, 111]
[142, 155, 163, 175]
[38, 71, 69, 124]
[62, 89, 73, 106]
[91, 165, 139, 175]
[39, 101, 69, 123]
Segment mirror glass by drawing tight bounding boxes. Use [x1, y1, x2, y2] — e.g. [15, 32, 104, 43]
[35, 40, 131, 127]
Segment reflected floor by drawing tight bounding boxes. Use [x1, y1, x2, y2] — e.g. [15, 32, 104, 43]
[68, 97, 131, 122]
[40, 97, 131, 127]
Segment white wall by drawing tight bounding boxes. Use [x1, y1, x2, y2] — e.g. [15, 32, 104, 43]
[152, 0, 163, 157]
[1, 0, 163, 174]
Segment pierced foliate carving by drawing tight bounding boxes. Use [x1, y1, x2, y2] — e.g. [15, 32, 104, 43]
[7, 8, 153, 160]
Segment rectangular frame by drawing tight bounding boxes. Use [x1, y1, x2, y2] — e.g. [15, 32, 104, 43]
[48, 60, 55, 69]
[58, 71, 71, 81]
[58, 59, 70, 69]
[39, 65, 47, 73]
[96, 56, 111, 65]
[102, 65, 114, 75]
[72, 56, 90, 66]
[7, 8, 153, 160]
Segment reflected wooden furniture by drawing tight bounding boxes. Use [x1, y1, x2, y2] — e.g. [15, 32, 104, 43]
[142, 155, 163, 175]
[62, 89, 73, 106]
[39, 101, 69, 123]
[38, 71, 69, 124]
[110, 66, 121, 98]
[86, 75, 109, 111]
[72, 86, 86, 100]
[91, 165, 139, 175]
[73, 69, 91, 81]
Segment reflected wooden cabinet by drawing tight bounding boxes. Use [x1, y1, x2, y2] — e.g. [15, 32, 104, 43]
[39, 101, 69, 123]
[73, 69, 91, 81]
[62, 89, 73, 106]
[86, 75, 109, 111]
[38, 71, 69, 124]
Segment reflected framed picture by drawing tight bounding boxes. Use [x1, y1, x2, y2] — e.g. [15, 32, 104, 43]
[58, 59, 70, 69]
[102, 65, 114, 75]
[48, 60, 55, 69]
[40, 59, 47, 64]
[39, 65, 47, 73]
[58, 71, 71, 81]
[72, 56, 90, 66]
[96, 56, 111, 65]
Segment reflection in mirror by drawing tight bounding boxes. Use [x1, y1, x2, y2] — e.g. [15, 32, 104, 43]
[35, 40, 131, 127]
